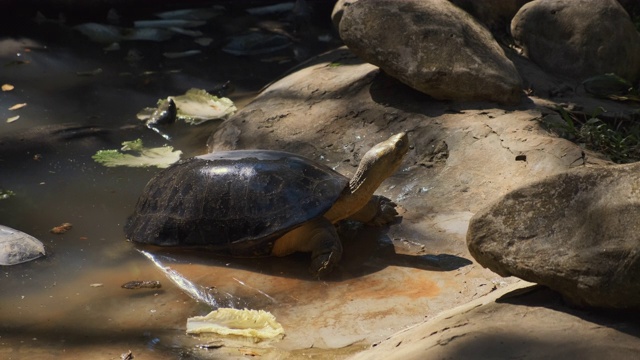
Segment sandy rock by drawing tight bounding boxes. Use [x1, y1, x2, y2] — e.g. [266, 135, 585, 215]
[511, 0, 640, 82]
[467, 162, 640, 309]
[338, 0, 523, 104]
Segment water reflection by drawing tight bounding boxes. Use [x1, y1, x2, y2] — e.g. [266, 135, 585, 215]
[140, 250, 247, 309]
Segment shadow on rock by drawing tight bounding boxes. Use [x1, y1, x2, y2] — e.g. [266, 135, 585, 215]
[368, 70, 536, 119]
[369, 71, 448, 118]
[496, 285, 640, 339]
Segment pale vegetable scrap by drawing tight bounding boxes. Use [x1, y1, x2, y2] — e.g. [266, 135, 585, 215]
[2, 84, 14, 91]
[186, 308, 285, 341]
[137, 88, 236, 125]
[92, 139, 182, 168]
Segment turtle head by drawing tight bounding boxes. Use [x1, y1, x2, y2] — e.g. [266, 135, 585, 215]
[350, 132, 409, 193]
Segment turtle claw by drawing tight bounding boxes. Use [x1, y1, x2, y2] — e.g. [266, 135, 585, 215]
[310, 251, 337, 277]
[367, 195, 400, 227]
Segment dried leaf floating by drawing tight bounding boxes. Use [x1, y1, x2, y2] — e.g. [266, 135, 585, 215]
[7, 115, 19, 123]
[8, 103, 26, 111]
[50, 222, 73, 234]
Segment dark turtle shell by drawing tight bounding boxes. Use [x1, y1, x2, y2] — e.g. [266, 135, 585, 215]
[125, 150, 348, 256]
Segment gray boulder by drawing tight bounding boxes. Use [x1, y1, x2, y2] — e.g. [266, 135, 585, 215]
[339, 0, 523, 104]
[467, 162, 640, 309]
[511, 0, 640, 82]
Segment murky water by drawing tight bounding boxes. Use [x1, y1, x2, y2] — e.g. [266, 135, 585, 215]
[0, 3, 472, 359]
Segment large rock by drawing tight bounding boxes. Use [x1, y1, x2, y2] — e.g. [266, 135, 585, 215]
[467, 162, 640, 309]
[511, 0, 640, 82]
[339, 0, 523, 104]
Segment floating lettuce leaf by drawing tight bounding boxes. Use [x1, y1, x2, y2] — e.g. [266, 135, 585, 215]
[92, 139, 181, 168]
[186, 308, 285, 341]
[137, 88, 236, 125]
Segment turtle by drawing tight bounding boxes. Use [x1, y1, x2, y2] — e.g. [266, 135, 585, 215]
[125, 132, 409, 276]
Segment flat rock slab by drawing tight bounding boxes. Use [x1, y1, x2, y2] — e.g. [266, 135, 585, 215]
[468, 162, 640, 309]
[349, 281, 640, 360]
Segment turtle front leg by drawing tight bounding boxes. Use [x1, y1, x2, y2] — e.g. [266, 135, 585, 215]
[271, 217, 343, 276]
[346, 195, 399, 226]
[308, 218, 343, 276]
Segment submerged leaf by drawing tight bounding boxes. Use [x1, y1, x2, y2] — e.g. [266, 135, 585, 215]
[223, 32, 291, 56]
[92, 139, 181, 168]
[582, 73, 637, 101]
[0, 188, 15, 199]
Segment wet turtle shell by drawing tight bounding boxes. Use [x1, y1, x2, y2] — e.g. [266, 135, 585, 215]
[125, 150, 348, 256]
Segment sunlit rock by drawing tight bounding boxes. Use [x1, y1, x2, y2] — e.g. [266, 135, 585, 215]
[467, 162, 640, 309]
[339, 0, 523, 104]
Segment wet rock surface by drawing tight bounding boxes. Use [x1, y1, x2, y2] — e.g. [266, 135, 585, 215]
[338, 0, 523, 104]
[467, 162, 640, 309]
